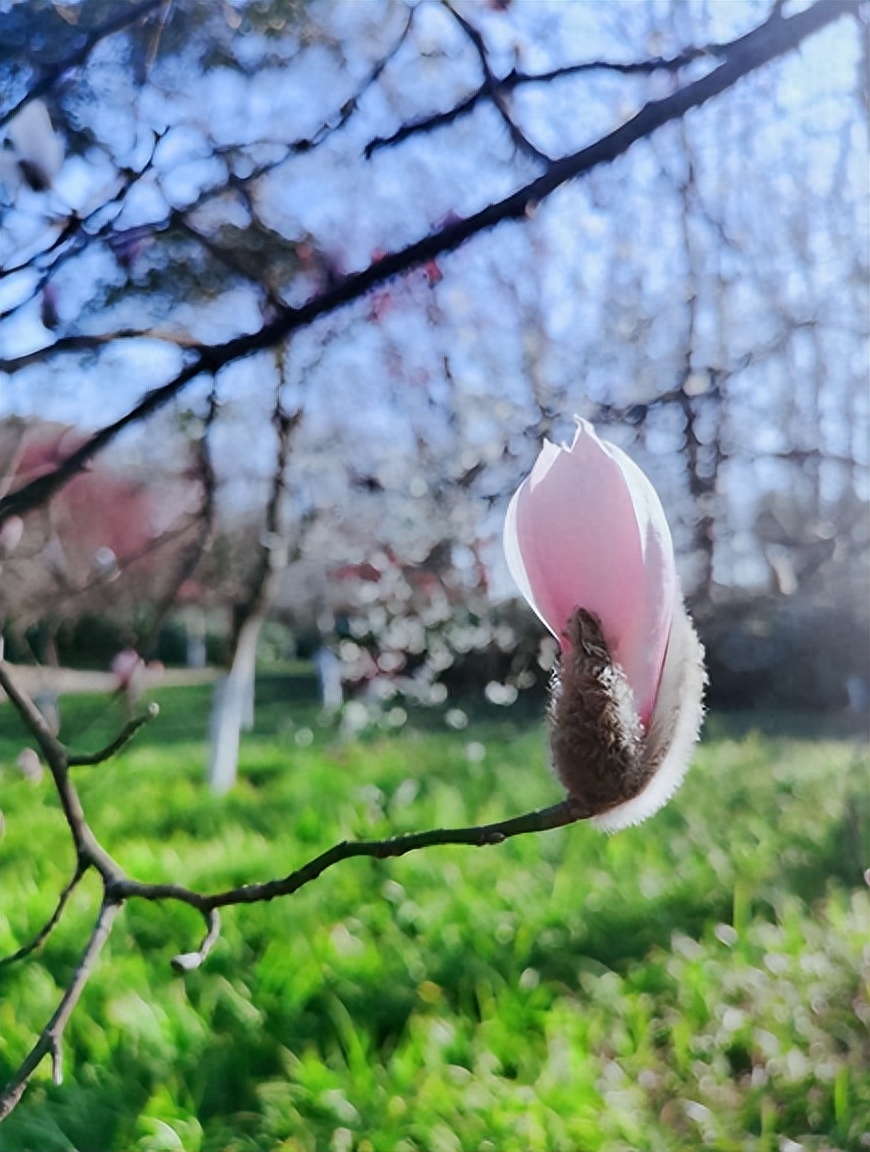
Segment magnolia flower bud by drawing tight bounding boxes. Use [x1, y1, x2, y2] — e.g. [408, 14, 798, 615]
[504, 419, 706, 831]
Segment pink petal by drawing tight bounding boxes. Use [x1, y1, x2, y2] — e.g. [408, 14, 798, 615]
[504, 420, 676, 727]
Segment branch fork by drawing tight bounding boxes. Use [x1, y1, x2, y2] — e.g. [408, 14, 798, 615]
[0, 661, 581, 1119]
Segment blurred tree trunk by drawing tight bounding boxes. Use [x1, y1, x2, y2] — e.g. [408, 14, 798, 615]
[207, 386, 298, 794]
[208, 613, 262, 794]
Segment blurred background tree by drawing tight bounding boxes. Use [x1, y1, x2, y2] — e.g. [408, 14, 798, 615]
[1, 0, 867, 721]
[0, 0, 868, 1132]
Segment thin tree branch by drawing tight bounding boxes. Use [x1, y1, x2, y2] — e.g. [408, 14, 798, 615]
[0, 215, 81, 280]
[290, 5, 417, 153]
[0, 900, 122, 1121]
[364, 91, 479, 159]
[0, 663, 126, 884]
[0, 653, 583, 1117]
[0, 330, 196, 374]
[364, 19, 757, 158]
[443, 1, 554, 165]
[0, 0, 855, 529]
[0, 657, 66, 764]
[0, 134, 164, 325]
[171, 909, 221, 972]
[174, 218, 287, 315]
[67, 704, 159, 767]
[0, 3, 412, 318]
[0, 860, 89, 969]
[0, 0, 163, 128]
[109, 798, 584, 914]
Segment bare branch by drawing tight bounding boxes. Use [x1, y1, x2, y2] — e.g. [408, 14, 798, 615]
[237, 369, 301, 627]
[0, 646, 583, 1116]
[0, 0, 855, 529]
[0, 215, 81, 281]
[365, 16, 757, 158]
[443, 2, 554, 165]
[110, 798, 583, 914]
[290, 5, 417, 154]
[0, 861, 89, 969]
[0, 658, 66, 765]
[67, 703, 159, 767]
[174, 218, 288, 314]
[0, 0, 163, 128]
[0, 650, 579, 930]
[207, 797, 584, 907]
[0, 330, 196, 374]
[365, 91, 478, 159]
[0, 136, 164, 323]
[0, 900, 122, 1121]
[171, 909, 221, 972]
[0, 663, 126, 884]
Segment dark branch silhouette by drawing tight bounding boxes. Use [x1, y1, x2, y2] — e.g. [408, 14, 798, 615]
[0, 900, 122, 1119]
[0, 860, 87, 970]
[0, 0, 856, 529]
[0, 0, 163, 129]
[0, 330, 195, 373]
[103, 800, 580, 916]
[0, 132, 165, 328]
[0, 659, 581, 1118]
[171, 909, 221, 973]
[288, 5, 418, 153]
[364, 8, 781, 158]
[67, 703, 159, 767]
[0, 0, 862, 1121]
[444, 1, 554, 165]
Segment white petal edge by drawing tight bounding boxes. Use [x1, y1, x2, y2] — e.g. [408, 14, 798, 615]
[503, 462, 557, 639]
[591, 594, 706, 832]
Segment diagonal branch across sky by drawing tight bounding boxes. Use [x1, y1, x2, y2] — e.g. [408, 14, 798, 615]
[0, 0, 859, 527]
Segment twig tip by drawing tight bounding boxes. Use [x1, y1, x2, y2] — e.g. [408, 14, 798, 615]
[171, 951, 203, 972]
[49, 1037, 63, 1086]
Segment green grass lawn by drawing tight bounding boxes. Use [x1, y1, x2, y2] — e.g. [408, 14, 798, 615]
[0, 670, 867, 1152]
